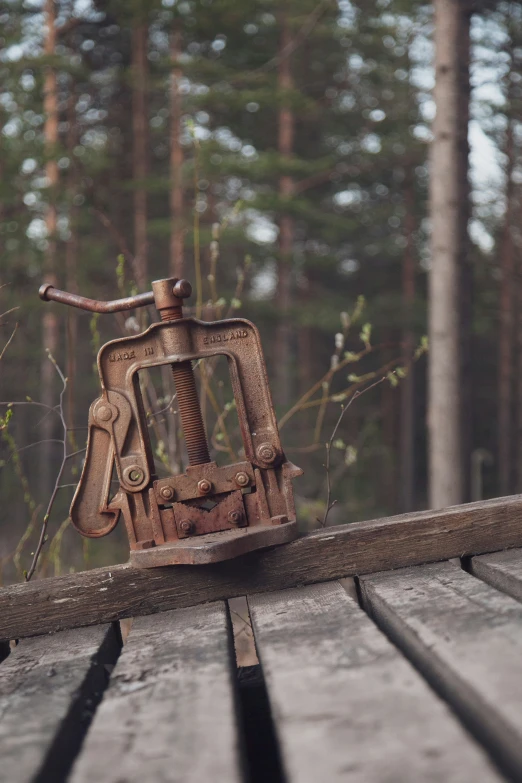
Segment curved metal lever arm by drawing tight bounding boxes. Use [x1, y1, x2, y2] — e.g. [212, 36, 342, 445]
[39, 284, 155, 313]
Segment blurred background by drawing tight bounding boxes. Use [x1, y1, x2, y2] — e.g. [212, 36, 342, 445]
[0, 0, 519, 581]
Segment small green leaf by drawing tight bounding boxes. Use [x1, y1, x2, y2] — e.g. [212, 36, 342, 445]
[351, 295, 365, 324]
[414, 335, 429, 360]
[345, 445, 358, 466]
[359, 322, 372, 348]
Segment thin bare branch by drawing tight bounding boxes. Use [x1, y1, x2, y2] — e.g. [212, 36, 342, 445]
[0, 324, 18, 363]
[26, 354, 69, 581]
[321, 374, 391, 528]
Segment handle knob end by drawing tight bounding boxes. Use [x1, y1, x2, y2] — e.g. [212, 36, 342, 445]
[173, 279, 192, 299]
[39, 283, 54, 301]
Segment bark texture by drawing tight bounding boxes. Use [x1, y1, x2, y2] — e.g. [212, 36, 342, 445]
[457, 12, 472, 501]
[400, 165, 416, 511]
[498, 119, 515, 495]
[275, 12, 294, 408]
[428, 0, 470, 508]
[132, 22, 149, 292]
[41, 0, 59, 499]
[169, 28, 184, 279]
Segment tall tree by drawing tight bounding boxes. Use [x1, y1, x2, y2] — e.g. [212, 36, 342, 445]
[498, 115, 515, 495]
[40, 0, 60, 499]
[457, 3, 473, 502]
[400, 163, 417, 511]
[65, 89, 79, 431]
[169, 26, 184, 279]
[132, 17, 149, 291]
[275, 8, 295, 408]
[428, 0, 470, 508]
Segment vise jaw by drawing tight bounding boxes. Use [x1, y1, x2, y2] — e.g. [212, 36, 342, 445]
[39, 276, 302, 567]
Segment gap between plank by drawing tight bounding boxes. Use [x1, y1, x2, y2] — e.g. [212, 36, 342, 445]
[34, 623, 122, 783]
[236, 663, 286, 783]
[355, 572, 518, 783]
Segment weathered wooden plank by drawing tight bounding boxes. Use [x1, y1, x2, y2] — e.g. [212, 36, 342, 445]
[248, 582, 500, 782]
[70, 602, 242, 783]
[471, 548, 522, 602]
[361, 560, 522, 780]
[0, 624, 120, 783]
[2, 493, 522, 642]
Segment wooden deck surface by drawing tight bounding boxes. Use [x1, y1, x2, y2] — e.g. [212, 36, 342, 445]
[3, 498, 522, 780]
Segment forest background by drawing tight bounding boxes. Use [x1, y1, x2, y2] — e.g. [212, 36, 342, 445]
[0, 0, 519, 582]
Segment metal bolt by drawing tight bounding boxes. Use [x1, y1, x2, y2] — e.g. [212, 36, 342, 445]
[235, 472, 249, 487]
[198, 479, 212, 495]
[97, 405, 112, 422]
[180, 520, 194, 534]
[160, 486, 174, 501]
[257, 443, 276, 463]
[228, 510, 242, 525]
[124, 465, 144, 484]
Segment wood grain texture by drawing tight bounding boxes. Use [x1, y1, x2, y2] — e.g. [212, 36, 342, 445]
[361, 560, 522, 781]
[2, 493, 522, 641]
[70, 602, 242, 783]
[248, 582, 499, 783]
[0, 624, 120, 783]
[471, 548, 522, 602]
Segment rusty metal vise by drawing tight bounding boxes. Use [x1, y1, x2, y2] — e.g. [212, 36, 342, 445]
[39, 277, 302, 567]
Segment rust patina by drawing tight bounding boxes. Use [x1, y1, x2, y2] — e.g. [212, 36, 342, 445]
[40, 276, 302, 566]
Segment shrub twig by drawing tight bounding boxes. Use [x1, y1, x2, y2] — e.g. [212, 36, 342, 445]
[321, 374, 392, 528]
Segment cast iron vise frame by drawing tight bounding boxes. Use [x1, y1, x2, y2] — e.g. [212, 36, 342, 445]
[39, 277, 302, 567]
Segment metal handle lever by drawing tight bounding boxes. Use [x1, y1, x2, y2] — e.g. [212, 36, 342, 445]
[39, 279, 192, 314]
[39, 284, 155, 313]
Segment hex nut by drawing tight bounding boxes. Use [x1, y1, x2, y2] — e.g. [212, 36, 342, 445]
[235, 472, 249, 487]
[160, 486, 174, 501]
[257, 442, 277, 463]
[198, 479, 212, 495]
[180, 520, 194, 534]
[228, 510, 242, 525]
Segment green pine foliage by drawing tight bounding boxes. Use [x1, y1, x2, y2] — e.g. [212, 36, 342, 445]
[0, 0, 518, 577]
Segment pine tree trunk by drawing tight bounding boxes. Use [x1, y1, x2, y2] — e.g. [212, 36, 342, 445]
[169, 28, 184, 279]
[132, 22, 149, 291]
[458, 9, 472, 501]
[498, 119, 515, 495]
[428, 0, 469, 508]
[516, 241, 522, 492]
[41, 0, 59, 500]
[400, 165, 416, 511]
[382, 352, 399, 512]
[65, 91, 78, 431]
[275, 12, 294, 408]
